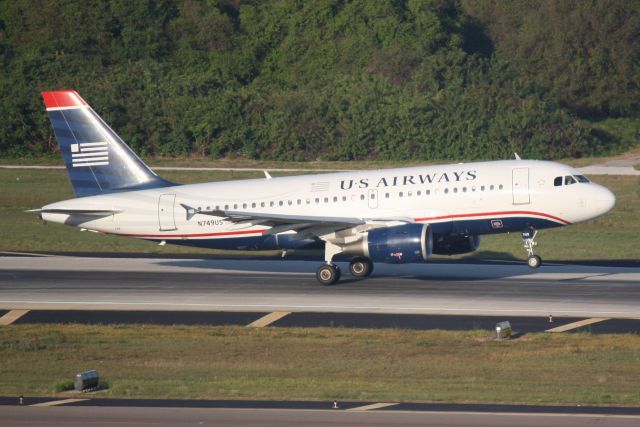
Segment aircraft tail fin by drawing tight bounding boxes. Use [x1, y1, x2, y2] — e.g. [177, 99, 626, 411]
[41, 90, 174, 197]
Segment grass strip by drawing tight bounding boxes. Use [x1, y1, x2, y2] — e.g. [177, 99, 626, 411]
[1, 325, 639, 406]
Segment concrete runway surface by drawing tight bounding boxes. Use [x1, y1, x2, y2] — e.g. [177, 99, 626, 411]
[2, 256, 640, 426]
[1, 256, 639, 317]
[1, 405, 640, 427]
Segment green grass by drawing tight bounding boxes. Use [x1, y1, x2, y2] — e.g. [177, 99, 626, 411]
[1, 324, 639, 405]
[0, 169, 637, 261]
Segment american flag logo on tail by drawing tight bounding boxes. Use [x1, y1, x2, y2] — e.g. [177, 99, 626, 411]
[70, 142, 109, 167]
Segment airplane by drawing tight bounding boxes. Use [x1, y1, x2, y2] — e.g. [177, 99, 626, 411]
[31, 90, 616, 285]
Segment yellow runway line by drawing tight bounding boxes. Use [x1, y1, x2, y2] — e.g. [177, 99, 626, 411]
[31, 399, 88, 407]
[546, 318, 609, 333]
[0, 309, 30, 325]
[348, 402, 399, 411]
[247, 311, 291, 328]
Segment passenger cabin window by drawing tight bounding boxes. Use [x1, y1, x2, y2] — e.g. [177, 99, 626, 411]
[564, 176, 577, 185]
[554, 177, 562, 186]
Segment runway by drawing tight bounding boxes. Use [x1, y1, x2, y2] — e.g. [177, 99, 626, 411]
[1, 256, 639, 318]
[2, 256, 640, 425]
[1, 397, 640, 427]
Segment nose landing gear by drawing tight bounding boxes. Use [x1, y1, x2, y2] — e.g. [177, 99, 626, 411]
[522, 227, 542, 268]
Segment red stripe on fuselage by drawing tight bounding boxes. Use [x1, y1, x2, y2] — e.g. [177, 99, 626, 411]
[42, 90, 87, 109]
[415, 210, 571, 225]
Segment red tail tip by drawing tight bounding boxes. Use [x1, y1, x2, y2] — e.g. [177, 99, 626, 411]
[41, 90, 88, 109]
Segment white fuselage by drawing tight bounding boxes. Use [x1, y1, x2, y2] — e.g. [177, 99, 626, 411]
[41, 159, 615, 250]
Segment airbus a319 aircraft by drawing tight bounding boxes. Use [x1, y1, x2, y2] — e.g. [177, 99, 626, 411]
[32, 90, 616, 285]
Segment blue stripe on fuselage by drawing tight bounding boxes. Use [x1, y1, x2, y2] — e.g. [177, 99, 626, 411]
[140, 216, 561, 251]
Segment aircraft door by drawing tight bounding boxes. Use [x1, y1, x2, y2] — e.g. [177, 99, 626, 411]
[512, 168, 530, 205]
[368, 189, 378, 209]
[158, 194, 177, 231]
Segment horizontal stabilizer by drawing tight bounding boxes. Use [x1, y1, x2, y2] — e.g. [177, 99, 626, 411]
[26, 208, 121, 216]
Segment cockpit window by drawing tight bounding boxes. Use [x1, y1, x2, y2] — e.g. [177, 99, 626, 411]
[575, 175, 590, 183]
[564, 175, 577, 185]
[554, 176, 563, 187]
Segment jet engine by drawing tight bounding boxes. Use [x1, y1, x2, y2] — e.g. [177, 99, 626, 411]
[344, 224, 433, 264]
[432, 234, 481, 255]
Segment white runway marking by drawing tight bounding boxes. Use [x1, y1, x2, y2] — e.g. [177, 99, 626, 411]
[546, 318, 609, 333]
[0, 300, 638, 318]
[0, 309, 30, 325]
[348, 402, 399, 411]
[31, 399, 88, 407]
[0, 251, 57, 257]
[247, 311, 291, 327]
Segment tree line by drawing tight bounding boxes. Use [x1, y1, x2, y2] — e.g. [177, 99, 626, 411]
[0, 0, 638, 161]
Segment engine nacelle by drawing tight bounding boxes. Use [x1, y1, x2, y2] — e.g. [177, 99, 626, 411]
[345, 224, 433, 264]
[432, 234, 481, 255]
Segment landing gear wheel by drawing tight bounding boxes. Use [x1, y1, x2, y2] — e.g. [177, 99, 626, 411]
[349, 257, 374, 278]
[522, 228, 542, 269]
[316, 264, 341, 285]
[527, 255, 542, 269]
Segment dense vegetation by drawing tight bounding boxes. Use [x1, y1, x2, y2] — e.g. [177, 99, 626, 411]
[0, 0, 638, 161]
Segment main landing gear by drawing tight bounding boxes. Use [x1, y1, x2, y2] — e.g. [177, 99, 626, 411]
[316, 257, 374, 285]
[348, 256, 374, 278]
[522, 227, 542, 269]
[316, 263, 341, 285]
[316, 242, 374, 285]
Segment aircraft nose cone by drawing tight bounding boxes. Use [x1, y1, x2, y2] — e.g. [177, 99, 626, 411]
[594, 186, 616, 215]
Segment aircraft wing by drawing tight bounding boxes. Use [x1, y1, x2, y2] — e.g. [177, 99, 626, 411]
[180, 204, 414, 237]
